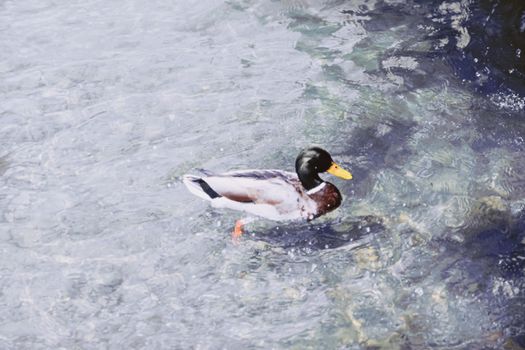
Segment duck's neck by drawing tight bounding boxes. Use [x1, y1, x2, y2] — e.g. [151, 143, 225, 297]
[296, 165, 323, 191]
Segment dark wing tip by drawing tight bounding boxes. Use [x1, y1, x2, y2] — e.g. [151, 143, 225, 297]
[195, 178, 222, 199]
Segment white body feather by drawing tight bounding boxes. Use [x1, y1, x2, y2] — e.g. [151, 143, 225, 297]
[182, 170, 319, 221]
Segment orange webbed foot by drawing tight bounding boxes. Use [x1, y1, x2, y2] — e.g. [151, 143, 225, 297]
[231, 218, 256, 244]
[231, 220, 244, 244]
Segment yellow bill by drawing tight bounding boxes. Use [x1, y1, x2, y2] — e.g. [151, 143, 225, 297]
[327, 162, 353, 180]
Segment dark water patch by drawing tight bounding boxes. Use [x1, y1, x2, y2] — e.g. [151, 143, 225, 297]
[345, 1, 453, 91]
[422, 217, 525, 346]
[457, 198, 524, 275]
[464, 226, 525, 279]
[439, 206, 525, 299]
[288, 11, 339, 37]
[455, 0, 525, 94]
[471, 106, 525, 151]
[434, 0, 525, 98]
[343, 1, 452, 92]
[507, 334, 525, 350]
[249, 215, 383, 251]
[344, 0, 525, 105]
[343, 118, 415, 192]
[342, 0, 430, 32]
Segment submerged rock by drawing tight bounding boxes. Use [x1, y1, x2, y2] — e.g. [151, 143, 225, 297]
[466, 195, 511, 232]
[504, 335, 525, 350]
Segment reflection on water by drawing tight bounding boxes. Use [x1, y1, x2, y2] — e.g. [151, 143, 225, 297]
[1, 0, 524, 348]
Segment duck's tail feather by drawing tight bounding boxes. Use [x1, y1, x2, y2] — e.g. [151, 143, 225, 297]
[182, 175, 222, 201]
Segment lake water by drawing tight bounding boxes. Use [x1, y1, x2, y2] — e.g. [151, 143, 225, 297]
[1, 0, 524, 348]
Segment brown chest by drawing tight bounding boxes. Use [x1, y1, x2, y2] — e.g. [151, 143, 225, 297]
[308, 182, 342, 219]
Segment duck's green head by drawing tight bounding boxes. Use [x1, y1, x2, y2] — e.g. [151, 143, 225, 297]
[295, 147, 352, 190]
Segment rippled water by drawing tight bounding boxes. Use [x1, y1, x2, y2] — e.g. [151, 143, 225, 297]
[1, 0, 525, 349]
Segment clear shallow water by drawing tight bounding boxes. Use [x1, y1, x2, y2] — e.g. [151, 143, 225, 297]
[1, 0, 525, 349]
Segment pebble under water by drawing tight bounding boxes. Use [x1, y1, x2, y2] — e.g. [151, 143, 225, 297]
[1, 0, 525, 349]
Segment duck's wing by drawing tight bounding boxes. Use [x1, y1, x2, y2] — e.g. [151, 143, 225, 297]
[221, 169, 297, 182]
[207, 170, 301, 204]
[183, 170, 301, 204]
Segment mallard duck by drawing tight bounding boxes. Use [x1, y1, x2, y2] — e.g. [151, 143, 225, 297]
[182, 147, 352, 240]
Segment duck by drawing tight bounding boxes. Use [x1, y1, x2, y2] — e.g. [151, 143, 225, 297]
[182, 146, 352, 240]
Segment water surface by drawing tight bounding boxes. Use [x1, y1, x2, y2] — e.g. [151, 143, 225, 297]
[1, 0, 524, 349]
